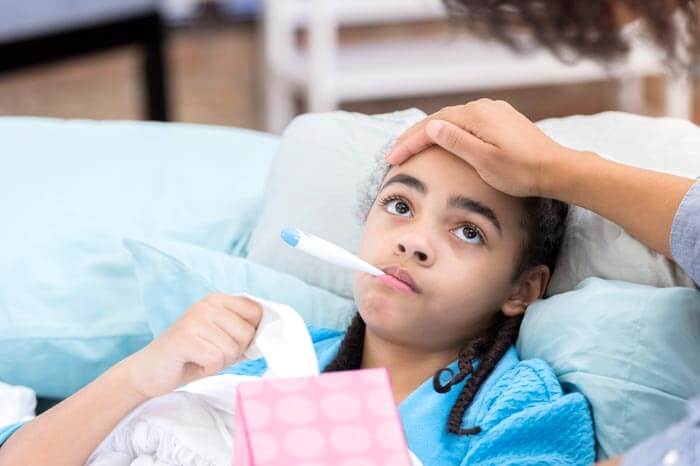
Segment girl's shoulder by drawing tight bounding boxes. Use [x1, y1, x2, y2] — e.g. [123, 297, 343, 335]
[462, 350, 595, 465]
[483, 354, 567, 409]
[475, 349, 585, 423]
[474, 348, 592, 444]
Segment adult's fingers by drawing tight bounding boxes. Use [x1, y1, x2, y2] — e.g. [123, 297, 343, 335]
[386, 104, 483, 165]
[424, 120, 497, 170]
[387, 120, 435, 165]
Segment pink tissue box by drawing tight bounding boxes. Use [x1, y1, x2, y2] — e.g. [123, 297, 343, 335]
[233, 368, 413, 466]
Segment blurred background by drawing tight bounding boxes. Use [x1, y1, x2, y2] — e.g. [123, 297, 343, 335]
[1, 0, 698, 132]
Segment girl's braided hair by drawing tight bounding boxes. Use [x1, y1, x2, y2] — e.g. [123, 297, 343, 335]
[325, 159, 569, 436]
[442, 0, 699, 69]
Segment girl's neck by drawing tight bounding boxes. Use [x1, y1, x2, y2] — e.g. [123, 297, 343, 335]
[360, 329, 460, 404]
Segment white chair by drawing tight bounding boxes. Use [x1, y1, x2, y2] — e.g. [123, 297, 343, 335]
[262, 0, 692, 133]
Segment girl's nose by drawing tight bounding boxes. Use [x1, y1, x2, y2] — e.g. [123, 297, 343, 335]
[395, 234, 435, 266]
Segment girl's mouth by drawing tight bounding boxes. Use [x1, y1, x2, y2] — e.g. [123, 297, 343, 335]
[375, 267, 419, 294]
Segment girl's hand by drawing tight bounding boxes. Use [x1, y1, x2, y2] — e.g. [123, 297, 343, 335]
[125, 293, 263, 398]
[386, 99, 580, 198]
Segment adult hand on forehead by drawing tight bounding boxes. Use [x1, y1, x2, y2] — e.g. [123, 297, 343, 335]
[386, 99, 574, 198]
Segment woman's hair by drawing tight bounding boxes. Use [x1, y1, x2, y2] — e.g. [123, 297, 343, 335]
[442, 0, 699, 69]
[329, 158, 569, 436]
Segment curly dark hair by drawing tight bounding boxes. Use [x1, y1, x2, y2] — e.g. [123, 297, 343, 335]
[515, 197, 570, 278]
[443, 0, 699, 68]
[328, 163, 569, 436]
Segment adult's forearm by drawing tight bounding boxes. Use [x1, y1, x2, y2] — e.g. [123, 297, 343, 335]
[0, 357, 148, 466]
[546, 149, 695, 259]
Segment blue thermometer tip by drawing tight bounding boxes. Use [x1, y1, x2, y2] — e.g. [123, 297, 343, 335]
[281, 228, 301, 247]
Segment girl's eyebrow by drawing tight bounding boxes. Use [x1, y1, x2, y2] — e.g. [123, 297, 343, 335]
[381, 173, 427, 194]
[381, 173, 502, 236]
[448, 196, 502, 236]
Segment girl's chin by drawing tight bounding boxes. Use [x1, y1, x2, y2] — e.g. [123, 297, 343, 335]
[357, 290, 407, 323]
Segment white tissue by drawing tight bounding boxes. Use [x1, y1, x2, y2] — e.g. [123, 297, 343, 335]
[240, 293, 320, 377]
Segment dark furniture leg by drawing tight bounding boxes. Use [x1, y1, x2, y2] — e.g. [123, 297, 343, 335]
[143, 13, 169, 121]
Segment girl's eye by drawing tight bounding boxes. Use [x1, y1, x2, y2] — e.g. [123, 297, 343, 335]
[381, 196, 412, 217]
[452, 224, 485, 245]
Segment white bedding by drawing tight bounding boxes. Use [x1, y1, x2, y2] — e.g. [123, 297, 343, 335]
[0, 381, 35, 427]
[87, 374, 255, 466]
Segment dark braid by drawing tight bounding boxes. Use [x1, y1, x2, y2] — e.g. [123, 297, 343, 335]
[324, 314, 366, 372]
[434, 314, 523, 435]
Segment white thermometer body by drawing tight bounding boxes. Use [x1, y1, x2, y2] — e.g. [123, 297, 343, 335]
[280, 228, 385, 277]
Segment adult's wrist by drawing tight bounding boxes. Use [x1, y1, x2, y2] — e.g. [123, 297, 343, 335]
[541, 147, 602, 202]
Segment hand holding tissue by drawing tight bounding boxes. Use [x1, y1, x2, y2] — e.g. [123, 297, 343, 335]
[87, 293, 418, 466]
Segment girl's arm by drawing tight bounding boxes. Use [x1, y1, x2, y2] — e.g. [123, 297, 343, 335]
[387, 99, 695, 260]
[0, 293, 262, 465]
[0, 357, 147, 465]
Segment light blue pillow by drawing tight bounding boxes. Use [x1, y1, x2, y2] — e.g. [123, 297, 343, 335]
[517, 277, 700, 460]
[124, 239, 356, 336]
[0, 118, 279, 399]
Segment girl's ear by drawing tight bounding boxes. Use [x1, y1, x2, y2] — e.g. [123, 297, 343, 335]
[501, 265, 551, 317]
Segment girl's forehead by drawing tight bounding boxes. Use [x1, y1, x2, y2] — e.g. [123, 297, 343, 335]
[384, 148, 496, 197]
[381, 148, 525, 229]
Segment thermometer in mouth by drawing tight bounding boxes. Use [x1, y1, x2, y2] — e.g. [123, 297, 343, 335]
[280, 228, 386, 277]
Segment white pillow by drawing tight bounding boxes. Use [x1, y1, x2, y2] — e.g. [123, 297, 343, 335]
[248, 110, 698, 298]
[246, 109, 426, 298]
[537, 112, 699, 294]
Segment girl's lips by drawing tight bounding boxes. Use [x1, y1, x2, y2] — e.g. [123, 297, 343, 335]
[375, 274, 416, 294]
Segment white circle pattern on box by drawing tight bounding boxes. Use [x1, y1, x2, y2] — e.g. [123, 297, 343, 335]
[238, 369, 413, 466]
[375, 421, 405, 451]
[244, 399, 272, 430]
[276, 395, 318, 425]
[321, 391, 363, 421]
[249, 432, 280, 464]
[283, 428, 327, 459]
[329, 424, 372, 454]
[366, 388, 398, 418]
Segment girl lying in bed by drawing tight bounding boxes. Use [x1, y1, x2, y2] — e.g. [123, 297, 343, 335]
[0, 143, 595, 465]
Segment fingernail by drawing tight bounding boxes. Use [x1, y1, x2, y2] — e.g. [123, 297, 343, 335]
[385, 150, 396, 163]
[426, 120, 443, 140]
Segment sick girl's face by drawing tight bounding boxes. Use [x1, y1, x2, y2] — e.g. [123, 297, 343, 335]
[353, 146, 543, 352]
